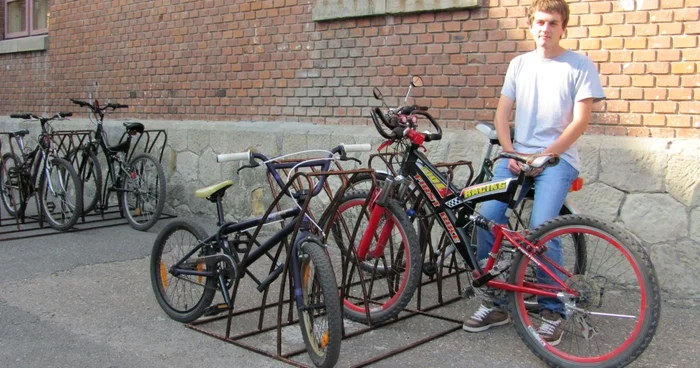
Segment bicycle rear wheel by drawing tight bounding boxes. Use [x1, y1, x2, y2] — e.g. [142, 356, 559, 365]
[38, 157, 82, 231]
[150, 220, 217, 323]
[120, 152, 166, 231]
[508, 215, 660, 368]
[0, 153, 24, 217]
[325, 190, 421, 324]
[296, 239, 342, 368]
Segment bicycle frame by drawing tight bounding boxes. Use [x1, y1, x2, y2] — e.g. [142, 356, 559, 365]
[373, 145, 580, 300]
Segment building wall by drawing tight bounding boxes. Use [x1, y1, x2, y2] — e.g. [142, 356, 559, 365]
[0, 0, 698, 137]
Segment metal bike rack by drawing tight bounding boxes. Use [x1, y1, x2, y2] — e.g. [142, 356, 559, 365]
[0, 128, 174, 241]
[186, 157, 480, 367]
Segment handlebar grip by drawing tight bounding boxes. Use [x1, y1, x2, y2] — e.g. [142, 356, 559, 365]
[341, 143, 371, 152]
[412, 110, 442, 142]
[70, 99, 87, 106]
[10, 114, 31, 119]
[115, 103, 129, 108]
[370, 108, 394, 139]
[217, 151, 251, 163]
[58, 112, 73, 117]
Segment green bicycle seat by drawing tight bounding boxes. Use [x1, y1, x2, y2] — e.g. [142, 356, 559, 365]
[195, 180, 234, 199]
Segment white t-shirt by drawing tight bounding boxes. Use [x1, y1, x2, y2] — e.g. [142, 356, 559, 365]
[501, 50, 605, 171]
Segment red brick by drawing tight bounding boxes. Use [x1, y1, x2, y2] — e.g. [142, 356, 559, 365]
[602, 13, 625, 25]
[679, 101, 700, 114]
[619, 114, 642, 126]
[607, 100, 629, 112]
[600, 63, 622, 75]
[625, 38, 648, 49]
[635, 24, 659, 36]
[649, 128, 677, 138]
[622, 63, 646, 74]
[659, 23, 683, 35]
[567, 27, 589, 39]
[646, 62, 670, 74]
[674, 9, 700, 21]
[667, 115, 691, 127]
[632, 75, 655, 87]
[654, 101, 678, 113]
[590, 1, 612, 13]
[669, 88, 694, 100]
[671, 62, 697, 74]
[648, 36, 672, 49]
[601, 37, 624, 49]
[610, 50, 633, 62]
[633, 50, 657, 62]
[622, 88, 645, 100]
[687, 22, 700, 35]
[658, 50, 682, 61]
[644, 88, 669, 100]
[580, 14, 602, 26]
[673, 36, 698, 48]
[611, 25, 634, 36]
[681, 75, 700, 87]
[628, 127, 650, 137]
[630, 101, 653, 113]
[649, 10, 675, 23]
[643, 114, 667, 126]
[655, 75, 678, 87]
[590, 26, 611, 37]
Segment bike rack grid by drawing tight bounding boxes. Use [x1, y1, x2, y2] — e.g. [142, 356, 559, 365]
[185, 157, 479, 367]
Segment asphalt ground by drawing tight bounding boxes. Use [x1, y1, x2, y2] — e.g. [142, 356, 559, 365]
[0, 213, 698, 368]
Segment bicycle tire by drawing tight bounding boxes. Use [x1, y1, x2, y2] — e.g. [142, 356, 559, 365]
[0, 153, 24, 217]
[325, 190, 421, 324]
[507, 215, 660, 368]
[120, 152, 166, 231]
[150, 220, 217, 323]
[68, 148, 102, 215]
[296, 239, 342, 368]
[38, 157, 83, 231]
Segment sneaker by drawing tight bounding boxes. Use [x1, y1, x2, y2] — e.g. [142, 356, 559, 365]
[463, 303, 511, 332]
[538, 309, 564, 346]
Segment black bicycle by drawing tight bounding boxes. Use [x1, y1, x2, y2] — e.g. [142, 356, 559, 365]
[68, 99, 166, 231]
[150, 143, 369, 368]
[1, 112, 83, 230]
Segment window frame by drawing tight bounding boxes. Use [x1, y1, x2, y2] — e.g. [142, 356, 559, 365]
[4, 0, 48, 39]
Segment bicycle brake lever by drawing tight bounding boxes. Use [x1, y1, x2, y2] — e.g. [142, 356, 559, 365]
[343, 157, 362, 164]
[236, 163, 260, 174]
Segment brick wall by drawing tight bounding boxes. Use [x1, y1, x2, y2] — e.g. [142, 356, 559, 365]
[0, 0, 698, 138]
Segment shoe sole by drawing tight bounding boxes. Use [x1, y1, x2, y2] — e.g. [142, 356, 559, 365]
[462, 316, 511, 332]
[546, 333, 563, 347]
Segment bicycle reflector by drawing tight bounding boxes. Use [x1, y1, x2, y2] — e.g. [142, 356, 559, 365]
[569, 177, 584, 192]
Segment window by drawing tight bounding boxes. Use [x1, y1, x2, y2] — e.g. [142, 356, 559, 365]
[5, 0, 48, 39]
[313, 0, 479, 22]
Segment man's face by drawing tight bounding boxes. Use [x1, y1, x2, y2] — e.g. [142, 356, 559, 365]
[529, 11, 565, 49]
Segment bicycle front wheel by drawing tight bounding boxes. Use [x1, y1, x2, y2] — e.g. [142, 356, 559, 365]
[38, 157, 83, 231]
[70, 148, 102, 215]
[0, 153, 24, 217]
[150, 220, 217, 323]
[120, 152, 166, 231]
[325, 190, 421, 324]
[508, 215, 660, 368]
[297, 239, 342, 368]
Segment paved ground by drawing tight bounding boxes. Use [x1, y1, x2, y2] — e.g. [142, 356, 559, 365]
[0, 213, 698, 368]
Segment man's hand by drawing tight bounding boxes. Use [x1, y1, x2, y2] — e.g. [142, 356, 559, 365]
[508, 158, 544, 177]
[507, 159, 521, 175]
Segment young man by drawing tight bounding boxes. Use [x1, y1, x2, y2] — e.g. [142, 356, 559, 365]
[462, 0, 605, 346]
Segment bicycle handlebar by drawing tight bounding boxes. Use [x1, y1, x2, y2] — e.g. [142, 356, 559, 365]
[70, 99, 129, 113]
[217, 151, 251, 163]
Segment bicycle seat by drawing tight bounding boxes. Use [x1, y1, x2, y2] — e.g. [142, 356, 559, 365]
[196, 180, 234, 199]
[9, 129, 30, 138]
[502, 152, 560, 169]
[124, 122, 144, 135]
[475, 122, 514, 145]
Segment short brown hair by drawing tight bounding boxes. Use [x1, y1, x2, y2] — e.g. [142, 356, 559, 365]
[527, 0, 570, 28]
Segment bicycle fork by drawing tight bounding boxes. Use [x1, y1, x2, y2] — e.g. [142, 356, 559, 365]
[357, 176, 399, 261]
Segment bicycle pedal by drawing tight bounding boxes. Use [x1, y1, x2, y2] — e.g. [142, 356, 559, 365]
[204, 303, 231, 316]
[422, 262, 437, 277]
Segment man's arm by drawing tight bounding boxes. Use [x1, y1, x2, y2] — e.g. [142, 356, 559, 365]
[542, 98, 595, 155]
[495, 95, 515, 151]
[494, 95, 522, 174]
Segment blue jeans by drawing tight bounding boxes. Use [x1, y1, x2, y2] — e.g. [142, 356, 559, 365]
[476, 158, 579, 315]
